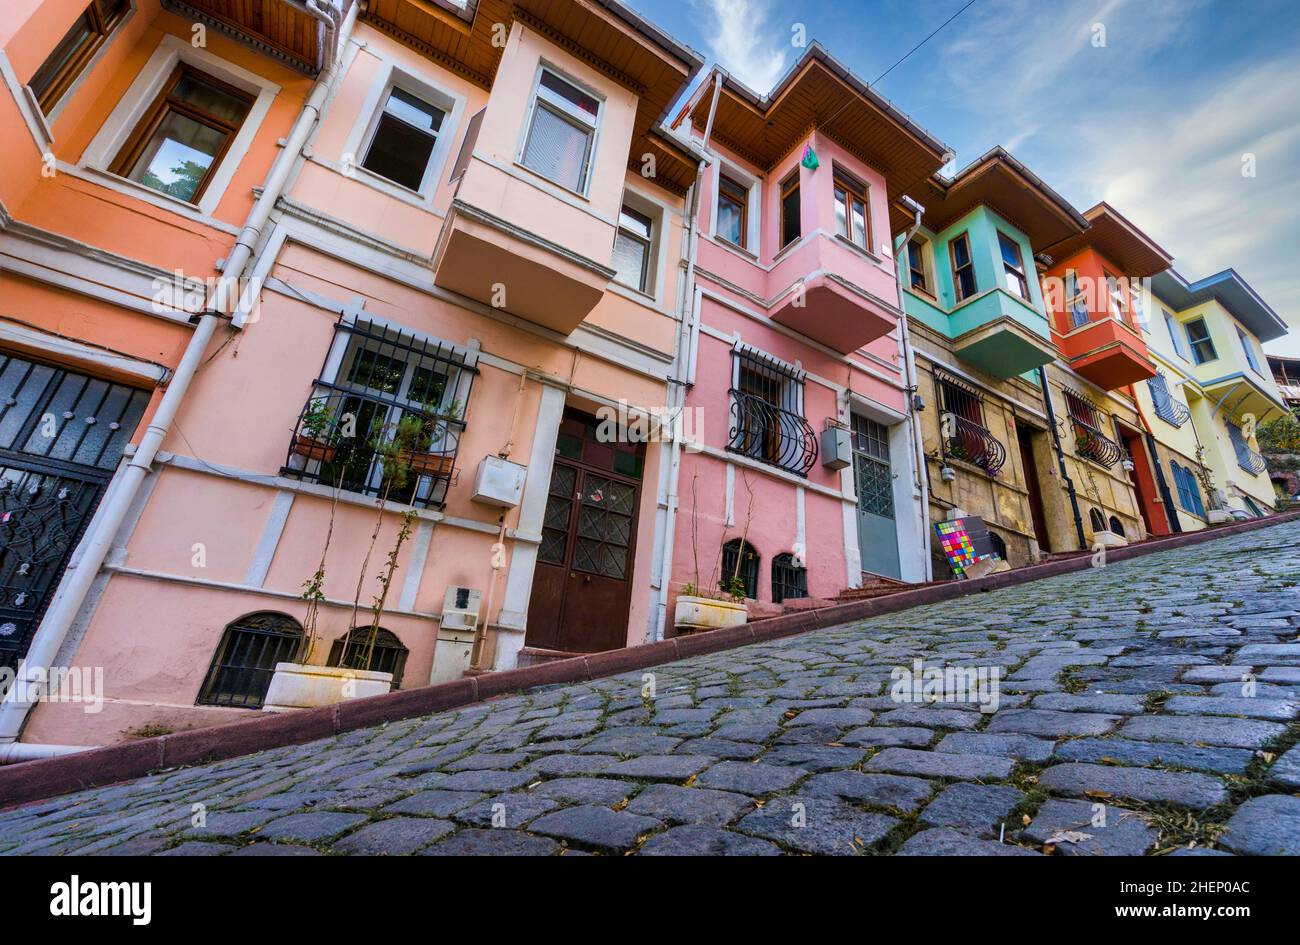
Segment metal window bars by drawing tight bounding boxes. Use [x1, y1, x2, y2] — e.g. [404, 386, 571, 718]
[771, 552, 808, 604]
[1226, 421, 1268, 475]
[1062, 387, 1123, 468]
[727, 347, 818, 476]
[281, 318, 478, 508]
[935, 371, 1006, 476]
[1147, 371, 1191, 427]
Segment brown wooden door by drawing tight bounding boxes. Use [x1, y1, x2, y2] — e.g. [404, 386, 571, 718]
[1016, 424, 1051, 553]
[526, 411, 643, 653]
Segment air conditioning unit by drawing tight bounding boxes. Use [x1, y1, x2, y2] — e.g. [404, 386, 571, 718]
[441, 586, 481, 632]
[471, 455, 527, 507]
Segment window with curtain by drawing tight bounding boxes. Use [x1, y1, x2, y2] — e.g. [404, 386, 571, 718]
[521, 69, 599, 193]
[612, 203, 653, 293]
[1065, 269, 1089, 328]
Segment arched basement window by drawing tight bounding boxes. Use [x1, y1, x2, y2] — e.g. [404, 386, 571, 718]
[771, 552, 808, 603]
[988, 532, 1008, 561]
[720, 539, 759, 600]
[329, 627, 409, 689]
[1108, 515, 1125, 537]
[1089, 508, 1106, 533]
[197, 612, 303, 708]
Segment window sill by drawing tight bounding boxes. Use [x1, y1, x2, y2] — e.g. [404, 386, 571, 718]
[511, 159, 592, 204]
[68, 163, 239, 232]
[711, 235, 758, 262]
[832, 232, 882, 264]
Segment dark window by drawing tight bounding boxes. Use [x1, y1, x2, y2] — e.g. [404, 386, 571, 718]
[988, 531, 1008, 560]
[779, 172, 801, 249]
[935, 373, 1006, 475]
[1089, 507, 1106, 532]
[328, 627, 409, 689]
[997, 231, 1029, 300]
[720, 539, 758, 600]
[833, 170, 869, 249]
[612, 203, 653, 293]
[28, 0, 129, 114]
[727, 349, 817, 476]
[950, 233, 977, 301]
[1185, 317, 1217, 364]
[717, 174, 748, 248]
[198, 612, 303, 708]
[1108, 515, 1125, 536]
[1064, 389, 1123, 467]
[522, 69, 598, 192]
[771, 552, 807, 603]
[362, 86, 445, 191]
[109, 65, 254, 203]
[907, 238, 930, 293]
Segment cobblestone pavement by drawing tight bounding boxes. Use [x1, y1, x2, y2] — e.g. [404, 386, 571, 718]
[4, 522, 1300, 856]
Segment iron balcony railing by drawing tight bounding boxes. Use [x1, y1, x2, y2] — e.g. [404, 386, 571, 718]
[1148, 373, 1191, 427]
[726, 389, 818, 476]
[281, 382, 467, 508]
[1071, 420, 1124, 468]
[1234, 441, 1268, 476]
[945, 414, 1007, 476]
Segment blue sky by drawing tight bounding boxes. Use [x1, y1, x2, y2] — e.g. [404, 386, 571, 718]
[631, 0, 1300, 355]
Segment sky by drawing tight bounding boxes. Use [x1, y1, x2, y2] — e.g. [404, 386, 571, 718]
[629, 0, 1300, 355]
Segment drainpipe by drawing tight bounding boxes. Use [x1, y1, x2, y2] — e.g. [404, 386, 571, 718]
[1038, 365, 1087, 549]
[652, 73, 720, 642]
[0, 2, 359, 750]
[892, 197, 933, 581]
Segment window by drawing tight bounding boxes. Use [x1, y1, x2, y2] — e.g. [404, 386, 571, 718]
[197, 612, 303, 708]
[727, 348, 817, 475]
[1236, 326, 1263, 374]
[950, 233, 977, 302]
[935, 373, 1006, 475]
[1104, 271, 1128, 323]
[1064, 388, 1123, 467]
[1088, 508, 1106, 532]
[834, 170, 869, 250]
[1170, 461, 1206, 517]
[108, 64, 253, 203]
[448, 107, 483, 182]
[988, 532, 1008, 561]
[1147, 371, 1189, 427]
[521, 69, 599, 193]
[1226, 420, 1266, 474]
[907, 238, 930, 294]
[1163, 309, 1190, 359]
[720, 539, 759, 600]
[28, 0, 129, 114]
[1108, 515, 1125, 536]
[717, 174, 748, 248]
[771, 553, 807, 603]
[361, 86, 445, 191]
[1065, 270, 1089, 328]
[612, 203, 653, 293]
[997, 231, 1029, 301]
[283, 317, 477, 508]
[779, 171, 801, 249]
[1185, 317, 1217, 364]
[329, 627, 409, 689]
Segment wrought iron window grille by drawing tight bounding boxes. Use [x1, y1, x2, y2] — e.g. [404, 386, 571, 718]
[727, 347, 818, 476]
[1062, 388, 1123, 468]
[1148, 371, 1191, 427]
[934, 371, 1006, 476]
[281, 318, 478, 509]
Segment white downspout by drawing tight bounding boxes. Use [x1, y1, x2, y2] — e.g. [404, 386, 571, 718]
[652, 74, 721, 642]
[0, 2, 359, 752]
[893, 196, 933, 581]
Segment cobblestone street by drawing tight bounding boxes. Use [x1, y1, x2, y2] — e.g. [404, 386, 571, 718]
[4, 521, 1300, 856]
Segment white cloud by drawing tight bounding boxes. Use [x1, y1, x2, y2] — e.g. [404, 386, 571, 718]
[697, 0, 790, 94]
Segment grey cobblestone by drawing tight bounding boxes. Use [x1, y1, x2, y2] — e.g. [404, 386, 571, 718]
[7, 518, 1299, 856]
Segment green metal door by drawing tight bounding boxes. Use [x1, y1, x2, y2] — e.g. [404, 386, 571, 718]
[852, 414, 900, 579]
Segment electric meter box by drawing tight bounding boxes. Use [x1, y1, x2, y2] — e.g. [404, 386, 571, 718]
[471, 455, 527, 508]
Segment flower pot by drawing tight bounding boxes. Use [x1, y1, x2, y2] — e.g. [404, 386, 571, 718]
[292, 434, 336, 463]
[262, 662, 393, 712]
[1091, 529, 1128, 549]
[397, 449, 454, 477]
[673, 595, 748, 632]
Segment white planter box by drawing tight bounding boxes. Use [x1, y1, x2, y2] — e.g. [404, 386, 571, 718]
[1092, 529, 1128, 549]
[262, 663, 393, 712]
[1207, 509, 1234, 524]
[673, 595, 747, 631]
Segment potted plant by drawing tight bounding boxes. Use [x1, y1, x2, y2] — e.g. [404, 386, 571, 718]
[291, 397, 338, 463]
[673, 472, 750, 632]
[393, 398, 460, 479]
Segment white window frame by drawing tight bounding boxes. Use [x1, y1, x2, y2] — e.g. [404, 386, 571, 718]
[340, 60, 465, 206]
[76, 34, 279, 217]
[515, 63, 604, 198]
[609, 185, 669, 303]
[710, 158, 760, 254]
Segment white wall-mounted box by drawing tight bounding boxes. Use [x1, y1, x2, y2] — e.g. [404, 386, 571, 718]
[472, 455, 527, 507]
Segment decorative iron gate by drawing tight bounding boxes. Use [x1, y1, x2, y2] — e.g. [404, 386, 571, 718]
[0, 353, 149, 671]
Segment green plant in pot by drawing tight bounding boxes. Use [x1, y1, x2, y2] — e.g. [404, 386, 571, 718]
[292, 397, 339, 463]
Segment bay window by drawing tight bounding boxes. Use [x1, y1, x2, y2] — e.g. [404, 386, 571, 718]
[521, 69, 599, 193]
